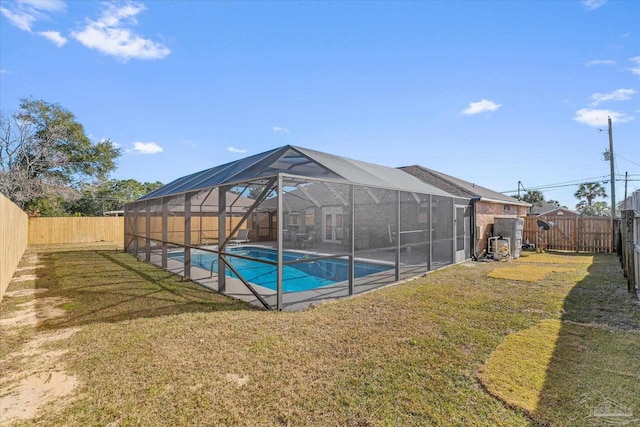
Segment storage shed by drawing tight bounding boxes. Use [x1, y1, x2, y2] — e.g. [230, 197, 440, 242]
[125, 146, 469, 310]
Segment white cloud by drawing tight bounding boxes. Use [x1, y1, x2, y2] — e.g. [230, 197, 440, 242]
[582, 0, 607, 10]
[629, 56, 640, 76]
[227, 146, 247, 154]
[19, 0, 66, 12]
[573, 108, 634, 127]
[0, 0, 66, 32]
[71, 1, 170, 61]
[590, 88, 636, 106]
[38, 30, 67, 46]
[272, 126, 290, 134]
[586, 59, 615, 66]
[461, 99, 502, 115]
[0, 6, 37, 31]
[133, 141, 163, 154]
[0, 69, 8, 74]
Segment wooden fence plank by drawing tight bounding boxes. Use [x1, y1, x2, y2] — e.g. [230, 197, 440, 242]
[1, 194, 29, 301]
[524, 216, 616, 253]
[28, 217, 124, 245]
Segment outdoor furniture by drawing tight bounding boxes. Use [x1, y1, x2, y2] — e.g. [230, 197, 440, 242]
[285, 230, 298, 248]
[229, 229, 250, 245]
[301, 232, 316, 249]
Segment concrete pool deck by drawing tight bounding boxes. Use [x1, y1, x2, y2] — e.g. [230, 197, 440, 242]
[142, 243, 453, 311]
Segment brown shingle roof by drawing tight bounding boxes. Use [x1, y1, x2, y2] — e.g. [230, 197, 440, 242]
[399, 165, 530, 207]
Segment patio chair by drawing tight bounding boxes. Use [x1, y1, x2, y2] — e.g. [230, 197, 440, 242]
[301, 232, 316, 249]
[229, 229, 250, 245]
[288, 230, 299, 249]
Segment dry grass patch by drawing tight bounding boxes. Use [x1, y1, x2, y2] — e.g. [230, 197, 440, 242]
[480, 320, 640, 425]
[1, 245, 637, 426]
[488, 265, 575, 282]
[480, 252, 640, 426]
[517, 251, 593, 264]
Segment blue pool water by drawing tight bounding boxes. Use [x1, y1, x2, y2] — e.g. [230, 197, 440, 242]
[168, 247, 392, 292]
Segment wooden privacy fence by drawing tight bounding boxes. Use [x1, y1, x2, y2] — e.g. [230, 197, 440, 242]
[1, 194, 28, 301]
[523, 216, 616, 253]
[127, 215, 246, 246]
[28, 217, 124, 245]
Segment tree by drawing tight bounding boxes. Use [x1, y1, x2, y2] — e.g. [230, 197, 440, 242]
[574, 182, 607, 208]
[521, 190, 545, 206]
[0, 98, 121, 212]
[576, 200, 610, 217]
[65, 179, 164, 216]
[230, 184, 267, 200]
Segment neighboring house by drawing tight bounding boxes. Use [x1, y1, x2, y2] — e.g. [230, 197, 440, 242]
[528, 203, 579, 217]
[400, 165, 530, 257]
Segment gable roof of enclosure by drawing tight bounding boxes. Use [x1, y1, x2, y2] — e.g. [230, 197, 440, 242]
[138, 145, 458, 201]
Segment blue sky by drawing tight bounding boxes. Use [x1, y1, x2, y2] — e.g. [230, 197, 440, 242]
[1, 0, 639, 208]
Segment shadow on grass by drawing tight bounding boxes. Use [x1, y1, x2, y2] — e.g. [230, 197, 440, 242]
[534, 253, 640, 425]
[35, 249, 253, 330]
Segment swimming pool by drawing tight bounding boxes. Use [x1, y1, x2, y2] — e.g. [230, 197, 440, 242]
[168, 246, 392, 292]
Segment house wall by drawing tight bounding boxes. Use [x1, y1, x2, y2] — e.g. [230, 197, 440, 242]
[475, 201, 527, 254]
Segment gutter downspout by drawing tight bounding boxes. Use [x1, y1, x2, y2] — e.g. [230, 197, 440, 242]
[470, 197, 480, 260]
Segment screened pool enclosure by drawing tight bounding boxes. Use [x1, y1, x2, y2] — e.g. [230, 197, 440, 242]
[125, 146, 470, 310]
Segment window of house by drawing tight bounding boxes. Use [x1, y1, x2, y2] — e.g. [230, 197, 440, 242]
[288, 213, 299, 225]
[503, 205, 511, 212]
[304, 211, 315, 226]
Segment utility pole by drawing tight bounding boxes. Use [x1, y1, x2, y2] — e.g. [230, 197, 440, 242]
[517, 180, 521, 199]
[606, 117, 617, 253]
[624, 171, 628, 201]
[607, 116, 615, 217]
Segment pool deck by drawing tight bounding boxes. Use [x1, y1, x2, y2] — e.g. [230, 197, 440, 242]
[143, 243, 453, 311]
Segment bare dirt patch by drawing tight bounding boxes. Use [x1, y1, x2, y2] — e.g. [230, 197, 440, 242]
[226, 373, 250, 387]
[3, 288, 49, 299]
[9, 274, 39, 283]
[15, 265, 46, 273]
[0, 250, 80, 426]
[0, 297, 71, 329]
[0, 323, 79, 425]
[1, 370, 78, 422]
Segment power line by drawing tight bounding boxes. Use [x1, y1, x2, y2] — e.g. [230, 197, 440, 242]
[501, 175, 640, 194]
[615, 153, 640, 167]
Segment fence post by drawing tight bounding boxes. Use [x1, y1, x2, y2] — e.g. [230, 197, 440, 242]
[575, 216, 579, 253]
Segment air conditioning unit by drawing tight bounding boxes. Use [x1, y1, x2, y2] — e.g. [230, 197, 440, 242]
[493, 217, 524, 259]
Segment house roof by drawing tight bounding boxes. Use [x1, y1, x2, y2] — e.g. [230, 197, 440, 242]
[529, 203, 578, 216]
[399, 165, 530, 207]
[138, 145, 458, 201]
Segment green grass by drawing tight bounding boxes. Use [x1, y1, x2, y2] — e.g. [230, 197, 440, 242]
[1, 247, 638, 426]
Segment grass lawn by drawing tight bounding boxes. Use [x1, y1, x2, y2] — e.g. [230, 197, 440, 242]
[1, 245, 638, 426]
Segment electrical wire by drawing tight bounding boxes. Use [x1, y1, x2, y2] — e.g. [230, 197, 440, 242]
[501, 175, 640, 194]
[615, 153, 640, 167]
